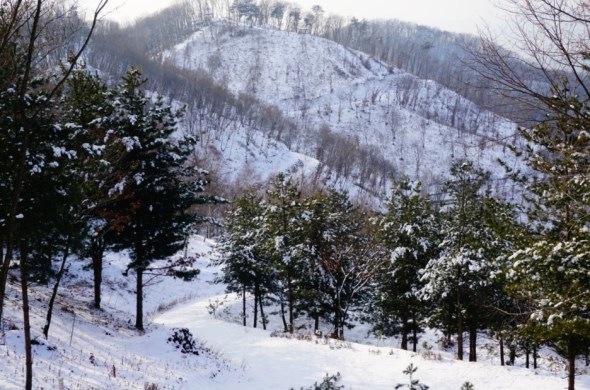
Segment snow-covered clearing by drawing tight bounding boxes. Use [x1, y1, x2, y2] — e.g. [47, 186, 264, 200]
[0, 236, 588, 389]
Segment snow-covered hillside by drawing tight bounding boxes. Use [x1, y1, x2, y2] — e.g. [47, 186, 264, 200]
[164, 21, 521, 193]
[1, 237, 588, 389]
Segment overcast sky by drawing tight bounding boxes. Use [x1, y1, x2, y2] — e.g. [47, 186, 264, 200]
[79, 0, 503, 35]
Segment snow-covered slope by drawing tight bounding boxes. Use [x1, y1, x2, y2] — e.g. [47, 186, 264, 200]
[164, 22, 521, 193]
[1, 237, 588, 389]
[195, 120, 321, 186]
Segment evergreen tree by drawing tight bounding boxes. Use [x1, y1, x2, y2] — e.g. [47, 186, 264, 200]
[395, 363, 429, 390]
[59, 66, 112, 310]
[260, 173, 303, 332]
[216, 191, 274, 329]
[479, 192, 524, 367]
[231, 0, 260, 26]
[506, 89, 590, 389]
[373, 178, 439, 351]
[104, 68, 206, 330]
[298, 189, 381, 338]
[270, 2, 286, 29]
[421, 161, 507, 361]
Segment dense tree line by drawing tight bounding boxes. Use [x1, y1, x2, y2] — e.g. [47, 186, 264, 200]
[219, 151, 588, 389]
[216, 174, 385, 336]
[218, 164, 519, 349]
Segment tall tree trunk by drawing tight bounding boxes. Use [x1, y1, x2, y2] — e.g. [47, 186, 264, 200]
[279, 295, 288, 332]
[136, 267, 144, 331]
[568, 337, 576, 390]
[401, 316, 408, 350]
[332, 303, 340, 339]
[499, 332, 505, 366]
[457, 319, 464, 360]
[258, 293, 266, 330]
[253, 283, 258, 328]
[412, 317, 418, 352]
[469, 325, 477, 362]
[287, 276, 294, 333]
[91, 235, 104, 309]
[133, 238, 145, 331]
[533, 344, 538, 369]
[242, 284, 246, 327]
[43, 236, 71, 339]
[0, 240, 3, 338]
[412, 311, 418, 353]
[0, 222, 16, 327]
[20, 243, 33, 390]
[456, 289, 463, 360]
[525, 345, 530, 369]
[509, 343, 516, 365]
[0, 239, 8, 328]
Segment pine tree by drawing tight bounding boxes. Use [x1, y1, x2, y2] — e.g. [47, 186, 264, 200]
[395, 363, 429, 390]
[59, 66, 112, 310]
[104, 68, 206, 330]
[298, 189, 381, 338]
[506, 89, 590, 390]
[216, 191, 274, 328]
[421, 161, 508, 361]
[373, 178, 438, 351]
[260, 173, 303, 332]
[476, 190, 525, 366]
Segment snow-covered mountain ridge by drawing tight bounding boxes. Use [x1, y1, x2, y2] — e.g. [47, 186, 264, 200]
[164, 21, 521, 195]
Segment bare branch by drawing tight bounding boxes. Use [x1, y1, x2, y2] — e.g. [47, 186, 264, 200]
[466, 0, 590, 123]
[45, 0, 108, 103]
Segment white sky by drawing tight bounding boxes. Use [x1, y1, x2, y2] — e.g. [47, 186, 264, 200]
[79, 0, 503, 35]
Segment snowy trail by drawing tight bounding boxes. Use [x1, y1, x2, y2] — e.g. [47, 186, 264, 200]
[155, 289, 582, 390]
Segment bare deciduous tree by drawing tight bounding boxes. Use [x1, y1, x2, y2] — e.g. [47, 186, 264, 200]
[467, 0, 590, 123]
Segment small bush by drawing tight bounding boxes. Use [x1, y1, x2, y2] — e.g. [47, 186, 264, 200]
[167, 328, 200, 355]
[291, 372, 344, 390]
[395, 364, 429, 390]
[270, 330, 313, 341]
[421, 341, 441, 360]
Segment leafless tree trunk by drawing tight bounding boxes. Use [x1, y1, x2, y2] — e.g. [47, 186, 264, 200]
[19, 243, 32, 390]
[136, 267, 144, 331]
[43, 235, 72, 339]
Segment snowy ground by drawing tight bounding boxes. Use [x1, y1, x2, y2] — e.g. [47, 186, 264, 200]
[0, 236, 588, 389]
